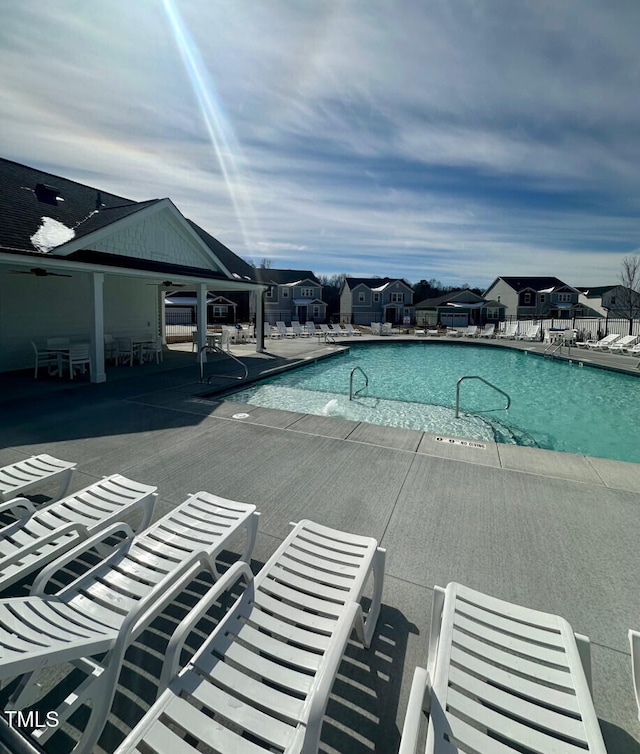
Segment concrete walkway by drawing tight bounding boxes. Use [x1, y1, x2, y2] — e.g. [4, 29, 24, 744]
[1, 334, 639, 753]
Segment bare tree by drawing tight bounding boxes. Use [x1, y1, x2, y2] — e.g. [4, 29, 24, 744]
[618, 255, 640, 334]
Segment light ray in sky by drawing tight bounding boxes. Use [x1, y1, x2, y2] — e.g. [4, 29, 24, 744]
[162, 0, 258, 252]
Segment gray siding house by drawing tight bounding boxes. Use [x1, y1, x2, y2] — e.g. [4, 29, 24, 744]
[414, 289, 506, 328]
[483, 277, 590, 320]
[340, 277, 414, 325]
[254, 269, 326, 325]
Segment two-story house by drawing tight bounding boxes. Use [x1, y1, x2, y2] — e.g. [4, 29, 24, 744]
[253, 269, 326, 325]
[483, 277, 590, 320]
[340, 277, 414, 325]
[576, 285, 640, 319]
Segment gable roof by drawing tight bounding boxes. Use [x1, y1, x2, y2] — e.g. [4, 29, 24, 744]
[252, 268, 321, 286]
[415, 289, 485, 309]
[0, 158, 257, 287]
[343, 276, 411, 291]
[575, 285, 619, 298]
[486, 276, 574, 294]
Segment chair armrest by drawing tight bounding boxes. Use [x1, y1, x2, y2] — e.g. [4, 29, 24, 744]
[398, 666, 431, 754]
[0, 520, 90, 571]
[0, 496, 35, 518]
[159, 560, 254, 690]
[31, 521, 135, 596]
[629, 629, 640, 721]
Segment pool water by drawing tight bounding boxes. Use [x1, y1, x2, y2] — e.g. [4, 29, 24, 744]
[224, 343, 640, 463]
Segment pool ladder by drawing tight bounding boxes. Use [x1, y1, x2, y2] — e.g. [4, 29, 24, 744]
[349, 366, 369, 400]
[455, 375, 511, 418]
[198, 345, 249, 383]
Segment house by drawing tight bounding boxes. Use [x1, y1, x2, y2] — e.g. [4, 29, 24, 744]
[414, 289, 506, 328]
[252, 269, 326, 325]
[340, 277, 414, 325]
[165, 291, 238, 325]
[0, 158, 265, 381]
[576, 285, 640, 319]
[483, 277, 593, 320]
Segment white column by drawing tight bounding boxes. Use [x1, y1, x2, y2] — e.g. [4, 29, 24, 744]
[196, 283, 207, 361]
[256, 289, 265, 353]
[90, 272, 106, 383]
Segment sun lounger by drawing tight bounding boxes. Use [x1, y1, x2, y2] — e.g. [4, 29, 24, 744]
[585, 333, 622, 350]
[371, 322, 382, 335]
[399, 582, 606, 754]
[497, 322, 518, 339]
[381, 322, 393, 336]
[479, 324, 495, 338]
[330, 322, 348, 336]
[463, 326, 479, 337]
[0, 474, 157, 592]
[291, 321, 308, 337]
[0, 454, 76, 504]
[0, 491, 259, 753]
[608, 335, 638, 352]
[344, 323, 362, 336]
[114, 519, 385, 754]
[517, 323, 541, 341]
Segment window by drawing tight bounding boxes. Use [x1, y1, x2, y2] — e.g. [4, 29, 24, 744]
[282, 289, 289, 298]
[485, 307, 499, 319]
[539, 294, 545, 303]
[523, 293, 531, 304]
[358, 292, 366, 303]
[390, 292, 404, 303]
[300, 288, 314, 298]
[557, 293, 572, 302]
[373, 293, 380, 303]
[265, 287, 274, 299]
[212, 305, 227, 317]
[313, 306, 320, 317]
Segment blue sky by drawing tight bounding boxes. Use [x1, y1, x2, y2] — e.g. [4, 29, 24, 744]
[2, 0, 639, 289]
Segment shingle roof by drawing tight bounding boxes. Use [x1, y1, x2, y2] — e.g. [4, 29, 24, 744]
[0, 157, 142, 253]
[575, 285, 618, 297]
[496, 276, 571, 292]
[0, 158, 254, 283]
[343, 277, 410, 290]
[252, 268, 321, 286]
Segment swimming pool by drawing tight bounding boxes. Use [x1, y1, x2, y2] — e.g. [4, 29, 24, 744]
[223, 343, 640, 463]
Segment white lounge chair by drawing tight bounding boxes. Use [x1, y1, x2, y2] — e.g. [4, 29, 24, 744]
[319, 323, 334, 339]
[518, 323, 541, 341]
[370, 322, 382, 335]
[479, 324, 495, 338]
[0, 454, 76, 504]
[304, 321, 319, 337]
[446, 328, 462, 337]
[629, 629, 640, 721]
[291, 321, 308, 337]
[0, 491, 259, 754]
[608, 335, 638, 353]
[330, 322, 347, 336]
[497, 321, 518, 339]
[463, 326, 479, 337]
[0, 474, 157, 592]
[115, 519, 385, 754]
[344, 323, 362, 336]
[624, 342, 640, 356]
[586, 333, 622, 350]
[399, 582, 606, 754]
[381, 322, 393, 336]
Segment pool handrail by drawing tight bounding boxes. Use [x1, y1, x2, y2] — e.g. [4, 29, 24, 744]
[350, 366, 369, 400]
[455, 375, 511, 418]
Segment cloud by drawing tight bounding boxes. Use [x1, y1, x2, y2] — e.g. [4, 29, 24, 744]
[2, 0, 639, 287]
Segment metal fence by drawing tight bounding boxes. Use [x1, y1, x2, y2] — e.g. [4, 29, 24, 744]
[503, 316, 640, 341]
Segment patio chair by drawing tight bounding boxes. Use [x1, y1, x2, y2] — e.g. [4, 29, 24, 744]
[104, 334, 117, 363]
[30, 341, 59, 379]
[625, 342, 640, 356]
[116, 336, 136, 366]
[585, 333, 622, 350]
[398, 582, 606, 754]
[608, 335, 638, 353]
[304, 321, 319, 337]
[381, 322, 393, 336]
[0, 454, 76, 504]
[319, 323, 334, 338]
[276, 321, 295, 337]
[0, 474, 157, 592]
[61, 342, 92, 379]
[479, 324, 495, 338]
[142, 336, 164, 363]
[114, 519, 386, 754]
[344, 323, 362, 336]
[330, 322, 347, 336]
[0, 491, 259, 754]
[371, 322, 382, 335]
[629, 629, 640, 721]
[291, 321, 308, 337]
[462, 326, 479, 337]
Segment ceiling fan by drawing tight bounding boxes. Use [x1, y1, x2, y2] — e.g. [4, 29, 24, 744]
[147, 280, 186, 288]
[8, 267, 72, 278]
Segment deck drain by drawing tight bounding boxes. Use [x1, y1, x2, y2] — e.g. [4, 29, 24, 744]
[435, 436, 486, 450]
[232, 412, 251, 420]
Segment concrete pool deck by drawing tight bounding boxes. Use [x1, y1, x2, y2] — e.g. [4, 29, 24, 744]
[1, 333, 639, 752]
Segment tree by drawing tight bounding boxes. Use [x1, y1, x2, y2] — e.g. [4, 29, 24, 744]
[618, 255, 640, 334]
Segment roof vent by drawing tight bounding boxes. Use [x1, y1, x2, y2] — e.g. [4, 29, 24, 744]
[35, 183, 64, 205]
[95, 191, 105, 210]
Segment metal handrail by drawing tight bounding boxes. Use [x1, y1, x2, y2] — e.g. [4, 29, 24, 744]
[349, 366, 369, 400]
[198, 344, 248, 383]
[455, 375, 510, 418]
